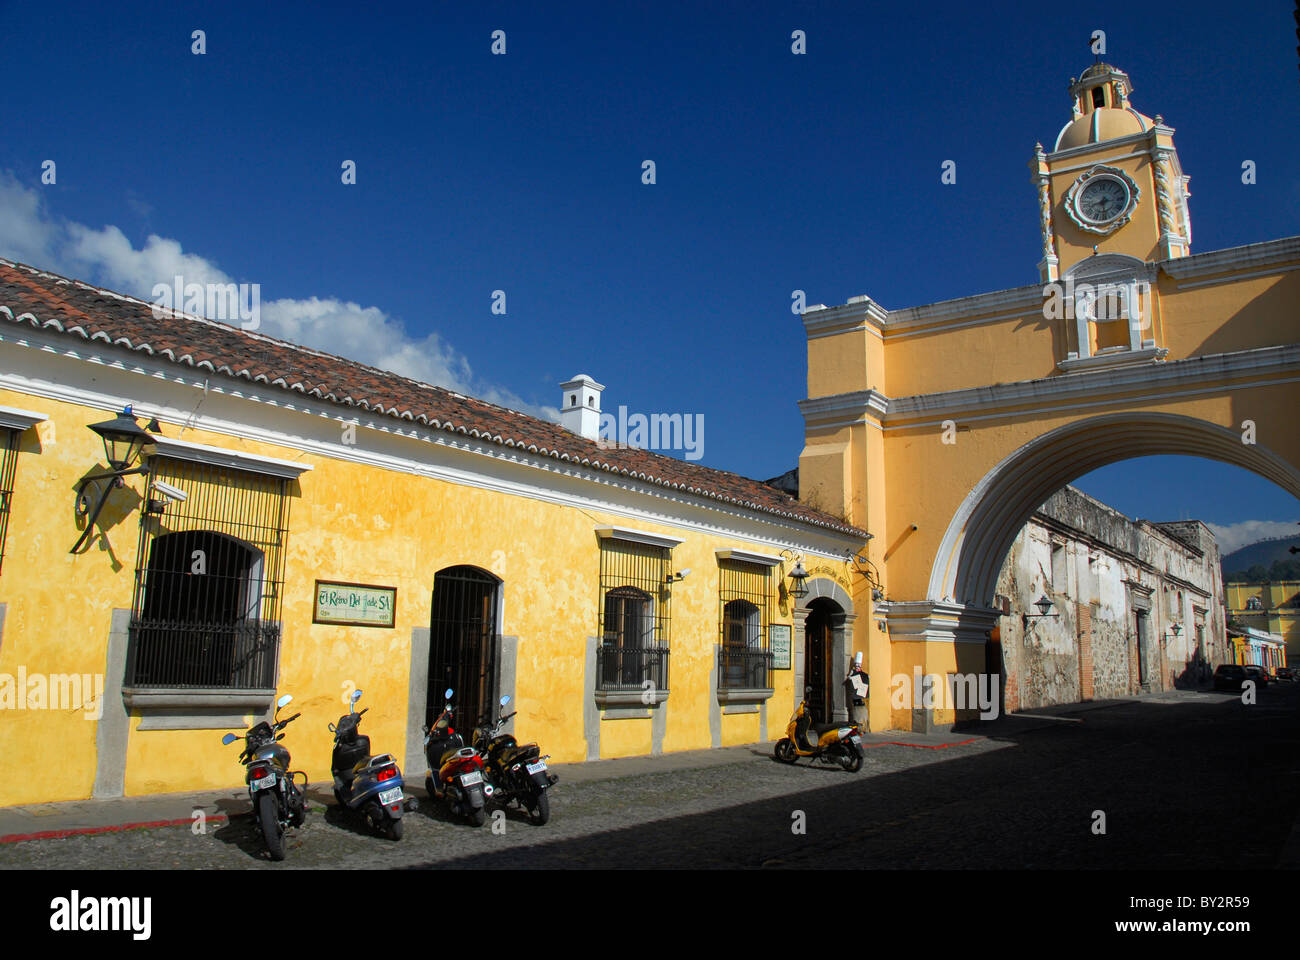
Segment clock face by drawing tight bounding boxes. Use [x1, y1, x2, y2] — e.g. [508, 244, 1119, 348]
[1078, 177, 1129, 224]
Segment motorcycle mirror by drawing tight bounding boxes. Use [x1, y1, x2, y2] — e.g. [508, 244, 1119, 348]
[221, 733, 238, 745]
[499, 695, 510, 707]
[351, 689, 363, 703]
[276, 694, 293, 710]
[444, 687, 454, 701]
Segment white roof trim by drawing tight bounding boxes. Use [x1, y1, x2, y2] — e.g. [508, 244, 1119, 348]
[150, 435, 313, 479]
[0, 404, 47, 432]
[715, 548, 783, 567]
[596, 526, 684, 550]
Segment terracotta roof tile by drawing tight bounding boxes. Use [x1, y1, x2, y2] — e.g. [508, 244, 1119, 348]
[0, 258, 866, 539]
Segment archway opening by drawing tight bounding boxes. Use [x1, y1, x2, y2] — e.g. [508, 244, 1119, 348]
[977, 448, 1298, 713]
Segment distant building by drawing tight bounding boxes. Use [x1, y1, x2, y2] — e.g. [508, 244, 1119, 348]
[1225, 581, 1297, 667]
[1226, 626, 1286, 672]
[991, 486, 1226, 712]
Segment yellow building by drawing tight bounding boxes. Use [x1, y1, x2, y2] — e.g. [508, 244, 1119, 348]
[798, 62, 1300, 731]
[1226, 581, 1298, 666]
[0, 261, 868, 806]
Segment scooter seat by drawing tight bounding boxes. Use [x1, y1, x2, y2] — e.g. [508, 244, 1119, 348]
[332, 737, 371, 778]
[812, 722, 849, 735]
[498, 743, 540, 766]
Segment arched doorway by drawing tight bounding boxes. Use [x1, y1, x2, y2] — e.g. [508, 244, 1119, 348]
[427, 565, 501, 730]
[804, 598, 837, 724]
[794, 577, 857, 725]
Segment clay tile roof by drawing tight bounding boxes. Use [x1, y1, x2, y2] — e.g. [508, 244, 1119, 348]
[0, 258, 867, 538]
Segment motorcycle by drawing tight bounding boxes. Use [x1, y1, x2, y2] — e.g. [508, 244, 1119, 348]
[328, 688, 408, 841]
[772, 690, 864, 772]
[471, 695, 558, 826]
[221, 693, 308, 861]
[423, 687, 493, 826]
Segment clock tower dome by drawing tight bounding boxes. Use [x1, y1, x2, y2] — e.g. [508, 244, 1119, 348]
[1030, 63, 1191, 282]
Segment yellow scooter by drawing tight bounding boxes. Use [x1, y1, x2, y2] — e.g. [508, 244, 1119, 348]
[773, 694, 864, 772]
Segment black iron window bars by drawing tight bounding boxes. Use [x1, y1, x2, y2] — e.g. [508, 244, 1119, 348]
[597, 538, 671, 692]
[124, 456, 290, 689]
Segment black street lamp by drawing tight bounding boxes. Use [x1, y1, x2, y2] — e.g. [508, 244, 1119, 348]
[1022, 594, 1059, 626]
[788, 559, 810, 599]
[71, 406, 157, 553]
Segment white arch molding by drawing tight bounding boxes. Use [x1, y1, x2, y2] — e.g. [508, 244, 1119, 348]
[927, 412, 1300, 608]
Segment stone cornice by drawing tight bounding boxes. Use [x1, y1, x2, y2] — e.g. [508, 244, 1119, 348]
[1160, 236, 1300, 280]
[0, 404, 47, 432]
[804, 238, 1299, 346]
[884, 344, 1300, 425]
[798, 389, 891, 426]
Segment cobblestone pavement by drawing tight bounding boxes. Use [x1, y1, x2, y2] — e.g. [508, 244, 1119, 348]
[2, 685, 1296, 869]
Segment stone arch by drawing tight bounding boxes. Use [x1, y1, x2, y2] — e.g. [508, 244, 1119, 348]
[928, 412, 1300, 609]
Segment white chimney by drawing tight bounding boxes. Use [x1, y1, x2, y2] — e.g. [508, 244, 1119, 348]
[560, 374, 604, 441]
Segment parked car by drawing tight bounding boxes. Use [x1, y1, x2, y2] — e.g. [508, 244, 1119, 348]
[1243, 664, 1270, 688]
[1274, 666, 1295, 682]
[1212, 664, 1248, 691]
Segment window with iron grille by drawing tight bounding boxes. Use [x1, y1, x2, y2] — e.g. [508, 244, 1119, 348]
[597, 538, 670, 697]
[718, 559, 773, 692]
[124, 456, 291, 690]
[0, 429, 17, 576]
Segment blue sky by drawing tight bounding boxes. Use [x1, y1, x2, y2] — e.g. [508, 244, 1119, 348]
[2, 1, 1297, 551]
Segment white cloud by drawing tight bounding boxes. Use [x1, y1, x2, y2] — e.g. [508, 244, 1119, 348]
[1205, 520, 1300, 557]
[0, 173, 557, 420]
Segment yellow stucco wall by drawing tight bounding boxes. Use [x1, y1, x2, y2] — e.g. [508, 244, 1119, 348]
[0, 386, 846, 806]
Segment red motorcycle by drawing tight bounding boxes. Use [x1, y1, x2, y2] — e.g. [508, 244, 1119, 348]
[423, 688, 493, 826]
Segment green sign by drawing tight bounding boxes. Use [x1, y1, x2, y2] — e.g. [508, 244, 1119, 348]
[313, 580, 396, 628]
[770, 624, 792, 670]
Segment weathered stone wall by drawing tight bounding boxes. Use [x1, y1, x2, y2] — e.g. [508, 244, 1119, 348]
[992, 486, 1225, 711]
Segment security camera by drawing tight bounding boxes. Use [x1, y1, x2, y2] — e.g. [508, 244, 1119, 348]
[152, 480, 188, 503]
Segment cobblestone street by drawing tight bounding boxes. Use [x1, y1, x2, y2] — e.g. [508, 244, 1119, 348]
[3, 686, 1296, 870]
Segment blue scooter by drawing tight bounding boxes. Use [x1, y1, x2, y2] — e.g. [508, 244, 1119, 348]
[329, 689, 408, 840]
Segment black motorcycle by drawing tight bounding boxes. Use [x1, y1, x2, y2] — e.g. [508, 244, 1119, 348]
[472, 695, 557, 825]
[221, 693, 308, 861]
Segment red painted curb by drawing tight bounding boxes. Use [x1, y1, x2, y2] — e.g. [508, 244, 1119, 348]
[863, 737, 979, 750]
[1, 813, 229, 844]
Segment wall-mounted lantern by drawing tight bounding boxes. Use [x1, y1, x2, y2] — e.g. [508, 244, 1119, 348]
[70, 406, 157, 553]
[1022, 594, 1058, 626]
[787, 559, 810, 599]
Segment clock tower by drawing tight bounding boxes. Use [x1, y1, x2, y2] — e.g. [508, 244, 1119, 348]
[1030, 62, 1191, 282]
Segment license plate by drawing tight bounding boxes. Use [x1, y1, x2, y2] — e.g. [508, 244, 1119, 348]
[526, 761, 548, 775]
[378, 787, 402, 805]
[460, 771, 482, 787]
[850, 735, 862, 744]
[250, 774, 276, 791]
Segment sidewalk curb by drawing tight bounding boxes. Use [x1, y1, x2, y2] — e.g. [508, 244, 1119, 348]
[1, 735, 984, 842]
[1, 815, 229, 845]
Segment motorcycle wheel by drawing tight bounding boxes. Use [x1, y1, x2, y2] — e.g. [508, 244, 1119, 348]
[257, 792, 286, 861]
[528, 790, 551, 826]
[774, 739, 797, 764]
[333, 787, 344, 806]
[425, 775, 438, 798]
[385, 817, 404, 841]
[469, 807, 488, 827]
[840, 747, 863, 773]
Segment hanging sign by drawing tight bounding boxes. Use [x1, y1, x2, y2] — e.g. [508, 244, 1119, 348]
[770, 624, 792, 670]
